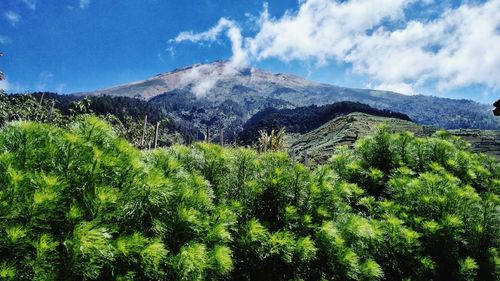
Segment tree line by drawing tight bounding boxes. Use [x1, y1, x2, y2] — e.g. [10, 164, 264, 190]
[0, 91, 187, 148]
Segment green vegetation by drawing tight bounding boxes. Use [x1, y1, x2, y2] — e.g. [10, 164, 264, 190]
[0, 91, 185, 148]
[257, 128, 286, 152]
[0, 117, 498, 280]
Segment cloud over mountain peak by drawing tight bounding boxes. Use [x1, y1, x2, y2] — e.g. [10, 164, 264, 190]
[172, 0, 500, 96]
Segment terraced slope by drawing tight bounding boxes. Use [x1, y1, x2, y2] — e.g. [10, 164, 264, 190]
[287, 113, 499, 165]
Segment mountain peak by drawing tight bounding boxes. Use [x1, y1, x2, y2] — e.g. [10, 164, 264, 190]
[78, 61, 318, 100]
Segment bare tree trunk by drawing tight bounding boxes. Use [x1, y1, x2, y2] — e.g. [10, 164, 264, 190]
[303, 150, 309, 167]
[48, 100, 55, 122]
[220, 129, 224, 146]
[140, 115, 148, 148]
[154, 121, 160, 149]
[206, 126, 210, 143]
[39, 93, 45, 106]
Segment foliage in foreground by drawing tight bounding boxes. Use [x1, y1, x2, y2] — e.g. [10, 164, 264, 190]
[0, 117, 498, 281]
[0, 91, 181, 148]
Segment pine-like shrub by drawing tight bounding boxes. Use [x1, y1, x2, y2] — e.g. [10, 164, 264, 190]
[0, 118, 498, 280]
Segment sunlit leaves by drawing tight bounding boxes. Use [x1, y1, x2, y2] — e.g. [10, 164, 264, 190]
[295, 236, 317, 263]
[240, 219, 270, 256]
[140, 240, 168, 278]
[269, 230, 296, 263]
[0, 262, 16, 280]
[175, 243, 208, 281]
[210, 245, 234, 276]
[66, 222, 115, 280]
[5, 226, 27, 244]
[32, 234, 59, 280]
[459, 257, 479, 281]
[361, 259, 383, 280]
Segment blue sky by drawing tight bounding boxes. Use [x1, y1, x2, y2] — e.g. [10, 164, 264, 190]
[0, 0, 499, 104]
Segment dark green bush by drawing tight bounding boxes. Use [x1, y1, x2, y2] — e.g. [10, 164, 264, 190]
[0, 118, 498, 280]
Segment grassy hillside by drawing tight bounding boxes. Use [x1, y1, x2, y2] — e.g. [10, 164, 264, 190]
[287, 113, 500, 165]
[0, 117, 498, 280]
[287, 112, 425, 165]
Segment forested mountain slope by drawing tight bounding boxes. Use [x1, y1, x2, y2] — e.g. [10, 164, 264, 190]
[78, 61, 500, 131]
[238, 101, 411, 144]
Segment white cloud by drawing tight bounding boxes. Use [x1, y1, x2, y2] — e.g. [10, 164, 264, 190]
[1, 80, 30, 93]
[175, 63, 228, 98]
[173, 0, 500, 96]
[247, 0, 410, 65]
[174, 18, 247, 67]
[79, 0, 91, 9]
[0, 35, 11, 45]
[158, 46, 175, 63]
[372, 82, 415, 95]
[56, 83, 67, 94]
[4, 11, 21, 27]
[0, 73, 10, 92]
[0, 80, 8, 92]
[18, 0, 37, 10]
[173, 18, 248, 96]
[39, 71, 54, 80]
[36, 71, 55, 91]
[348, 0, 500, 92]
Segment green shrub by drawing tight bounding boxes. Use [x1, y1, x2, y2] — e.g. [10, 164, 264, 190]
[0, 119, 498, 280]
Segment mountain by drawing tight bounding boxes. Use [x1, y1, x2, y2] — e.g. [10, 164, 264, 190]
[78, 60, 319, 101]
[78, 61, 500, 139]
[286, 112, 500, 165]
